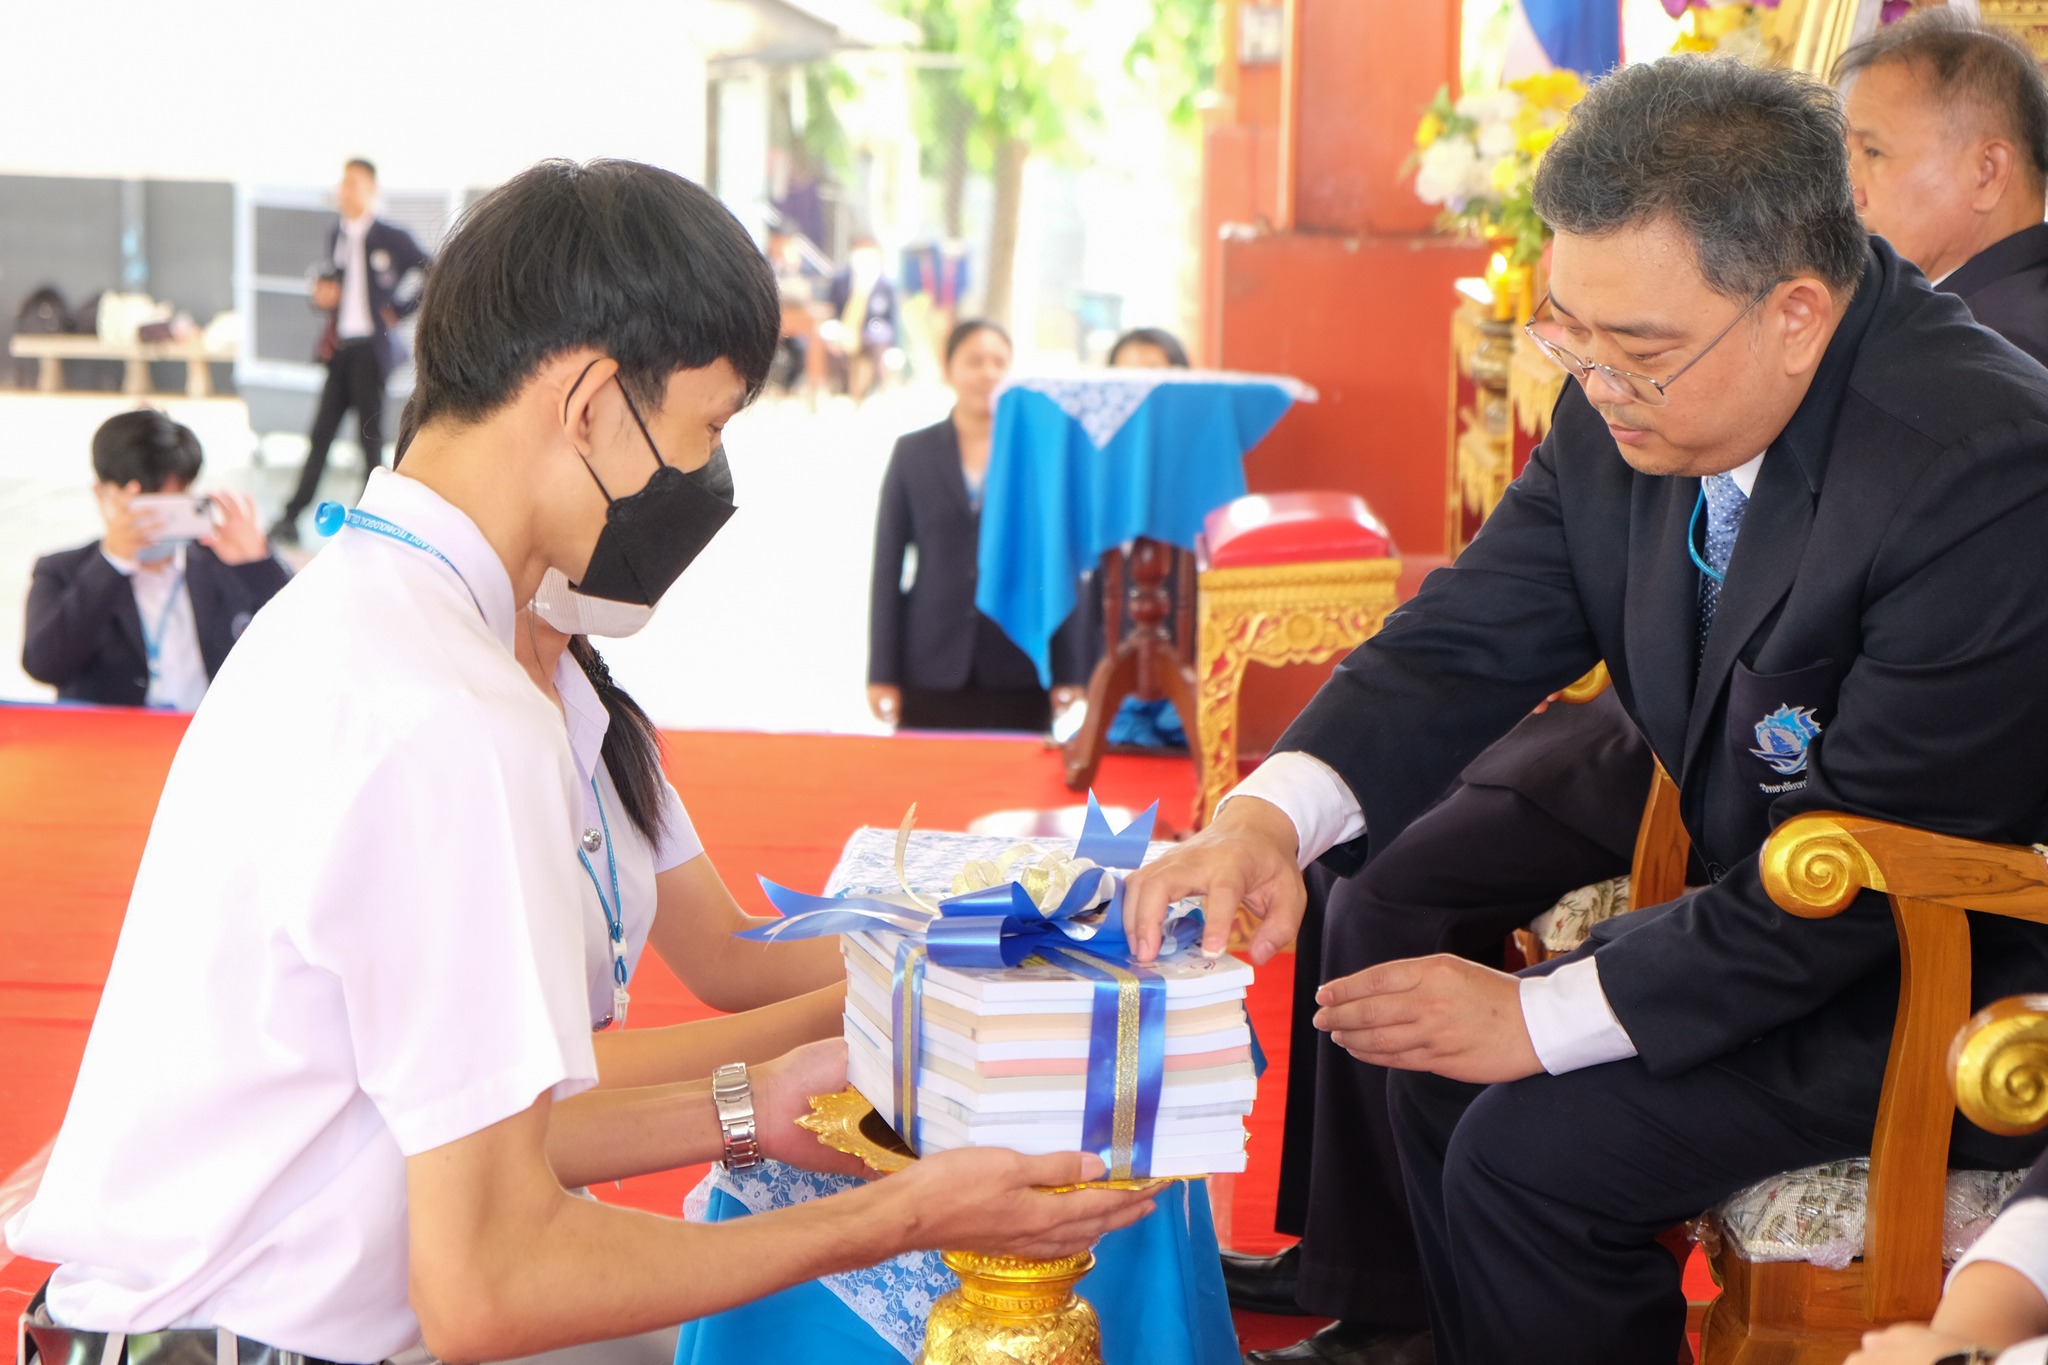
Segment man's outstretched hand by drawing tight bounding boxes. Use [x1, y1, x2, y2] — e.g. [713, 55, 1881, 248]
[1315, 954, 1542, 1084]
[1121, 796, 1305, 965]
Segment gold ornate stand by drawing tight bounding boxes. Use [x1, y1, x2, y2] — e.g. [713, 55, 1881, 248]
[799, 1088, 1175, 1365]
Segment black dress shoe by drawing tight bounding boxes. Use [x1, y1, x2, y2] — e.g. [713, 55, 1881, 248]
[1221, 1242, 1305, 1315]
[1244, 1321, 1434, 1365]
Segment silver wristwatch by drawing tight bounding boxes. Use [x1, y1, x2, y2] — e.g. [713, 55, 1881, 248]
[711, 1062, 763, 1170]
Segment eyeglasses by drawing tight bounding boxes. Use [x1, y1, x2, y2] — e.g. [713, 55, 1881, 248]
[1523, 278, 1790, 408]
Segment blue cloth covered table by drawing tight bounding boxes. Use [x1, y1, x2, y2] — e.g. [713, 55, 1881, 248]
[674, 1168, 1237, 1365]
[977, 370, 1313, 686]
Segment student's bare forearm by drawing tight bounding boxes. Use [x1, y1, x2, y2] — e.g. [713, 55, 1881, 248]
[434, 1177, 909, 1360]
[590, 984, 845, 1091]
[544, 1079, 724, 1188]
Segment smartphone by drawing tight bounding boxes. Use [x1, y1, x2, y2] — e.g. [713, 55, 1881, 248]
[130, 494, 217, 544]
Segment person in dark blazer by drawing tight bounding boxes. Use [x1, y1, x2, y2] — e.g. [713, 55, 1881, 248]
[1235, 22, 2048, 1361]
[1839, 9, 2048, 368]
[1124, 57, 2048, 1365]
[868, 319, 1087, 731]
[824, 235, 901, 403]
[25, 410, 289, 709]
[272, 158, 431, 542]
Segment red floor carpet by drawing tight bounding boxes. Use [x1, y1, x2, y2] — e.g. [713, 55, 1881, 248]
[0, 705, 1315, 1343]
[0, 703, 1717, 1353]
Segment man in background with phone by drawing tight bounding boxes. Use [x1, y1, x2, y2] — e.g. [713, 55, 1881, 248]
[270, 157, 431, 544]
[24, 409, 289, 709]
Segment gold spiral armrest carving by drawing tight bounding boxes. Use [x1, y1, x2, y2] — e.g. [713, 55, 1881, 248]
[1760, 813, 1885, 918]
[1558, 662, 1610, 705]
[1950, 996, 2048, 1137]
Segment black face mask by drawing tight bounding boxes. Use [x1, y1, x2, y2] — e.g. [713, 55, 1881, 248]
[568, 367, 737, 607]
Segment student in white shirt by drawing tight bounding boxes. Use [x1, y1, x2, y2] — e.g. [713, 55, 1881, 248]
[24, 409, 287, 709]
[512, 584, 843, 1052]
[8, 157, 1152, 1365]
[1845, 1162, 2048, 1365]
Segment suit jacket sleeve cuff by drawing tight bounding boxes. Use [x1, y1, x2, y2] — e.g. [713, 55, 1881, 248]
[1951, 1198, 2048, 1311]
[1221, 752, 1365, 869]
[1519, 957, 1638, 1074]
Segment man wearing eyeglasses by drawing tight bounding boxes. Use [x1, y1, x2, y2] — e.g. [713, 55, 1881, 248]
[1125, 56, 2048, 1365]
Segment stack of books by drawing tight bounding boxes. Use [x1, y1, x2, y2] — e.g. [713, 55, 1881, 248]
[842, 928, 1259, 1177]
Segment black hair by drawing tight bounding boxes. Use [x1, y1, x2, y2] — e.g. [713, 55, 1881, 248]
[567, 636, 669, 846]
[91, 409, 202, 491]
[944, 317, 1011, 365]
[344, 157, 377, 181]
[1835, 9, 2048, 190]
[1108, 327, 1190, 368]
[1534, 57, 1868, 298]
[409, 158, 780, 432]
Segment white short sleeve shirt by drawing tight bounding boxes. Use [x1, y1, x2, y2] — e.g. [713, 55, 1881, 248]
[6, 470, 599, 1364]
[554, 654, 703, 1027]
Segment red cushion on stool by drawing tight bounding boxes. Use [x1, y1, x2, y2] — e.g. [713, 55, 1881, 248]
[1200, 491, 1395, 569]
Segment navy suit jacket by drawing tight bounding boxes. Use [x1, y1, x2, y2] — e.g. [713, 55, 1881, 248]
[1281, 242, 2048, 1160]
[319, 217, 430, 374]
[1936, 222, 2048, 370]
[869, 418, 1088, 691]
[23, 542, 290, 707]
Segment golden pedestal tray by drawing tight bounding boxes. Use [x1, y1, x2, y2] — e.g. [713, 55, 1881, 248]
[799, 1087, 1178, 1365]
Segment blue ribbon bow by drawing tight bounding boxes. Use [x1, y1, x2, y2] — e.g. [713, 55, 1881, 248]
[736, 795, 1206, 1177]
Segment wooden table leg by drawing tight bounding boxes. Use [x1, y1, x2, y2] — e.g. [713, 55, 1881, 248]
[1062, 537, 1198, 791]
[37, 356, 59, 393]
[123, 358, 148, 397]
[186, 356, 212, 399]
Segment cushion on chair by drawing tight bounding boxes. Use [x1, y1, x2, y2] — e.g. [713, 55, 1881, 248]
[1706, 1160, 2026, 1270]
[1199, 492, 1395, 570]
[1530, 876, 1633, 952]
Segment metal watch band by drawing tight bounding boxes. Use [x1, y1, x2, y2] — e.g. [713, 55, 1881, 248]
[711, 1061, 763, 1170]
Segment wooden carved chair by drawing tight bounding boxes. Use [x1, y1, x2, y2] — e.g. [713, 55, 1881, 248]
[1513, 670, 2048, 1360]
[1690, 813, 2048, 1362]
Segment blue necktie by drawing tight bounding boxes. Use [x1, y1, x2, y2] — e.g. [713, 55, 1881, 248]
[1697, 471, 1748, 653]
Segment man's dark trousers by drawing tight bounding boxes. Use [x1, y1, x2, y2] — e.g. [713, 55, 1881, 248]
[283, 339, 385, 524]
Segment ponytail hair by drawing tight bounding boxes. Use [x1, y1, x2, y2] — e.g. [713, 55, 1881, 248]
[567, 636, 670, 846]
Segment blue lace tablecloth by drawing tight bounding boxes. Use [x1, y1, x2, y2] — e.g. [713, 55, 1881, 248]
[977, 370, 1312, 686]
[673, 825, 1239, 1365]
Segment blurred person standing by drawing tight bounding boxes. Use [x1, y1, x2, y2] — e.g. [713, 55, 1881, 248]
[1839, 7, 2048, 365]
[24, 410, 287, 709]
[271, 158, 431, 543]
[867, 319, 1089, 731]
[821, 235, 900, 403]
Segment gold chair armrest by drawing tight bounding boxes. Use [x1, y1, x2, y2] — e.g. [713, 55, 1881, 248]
[1762, 812, 2048, 923]
[1951, 996, 2048, 1138]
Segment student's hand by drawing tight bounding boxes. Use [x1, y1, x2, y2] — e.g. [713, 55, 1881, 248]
[1315, 954, 1543, 1084]
[97, 481, 150, 563]
[202, 491, 271, 566]
[750, 1040, 870, 1179]
[1845, 1324, 1982, 1365]
[867, 684, 901, 725]
[1121, 795, 1304, 964]
[312, 278, 342, 311]
[881, 1148, 1156, 1260]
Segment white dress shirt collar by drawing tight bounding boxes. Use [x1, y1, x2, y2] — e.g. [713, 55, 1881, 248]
[1725, 451, 1766, 499]
[354, 468, 519, 651]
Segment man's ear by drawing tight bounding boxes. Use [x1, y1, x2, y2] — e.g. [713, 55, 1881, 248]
[1974, 138, 2018, 212]
[1774, 277, 1835, 375]
[557, 352, 621, 448]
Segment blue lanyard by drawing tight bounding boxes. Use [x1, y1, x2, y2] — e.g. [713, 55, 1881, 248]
[576, 778, 630, 994]
[138, 567, 187, 705]
[314, 501, 485, 619]
[1687, 487, 1726, 584]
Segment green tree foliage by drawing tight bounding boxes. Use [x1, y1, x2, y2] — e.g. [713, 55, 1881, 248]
[1125, 0, 1218, 128]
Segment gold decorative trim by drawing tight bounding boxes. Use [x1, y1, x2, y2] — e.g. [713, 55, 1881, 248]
[1510, 334, 1567, 441]
[1951, 995, 2048, 1137]
[1558, 661, 1610, 705]
[1760, 813, 1886, 918]
[1194, 557, 1402, 836]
